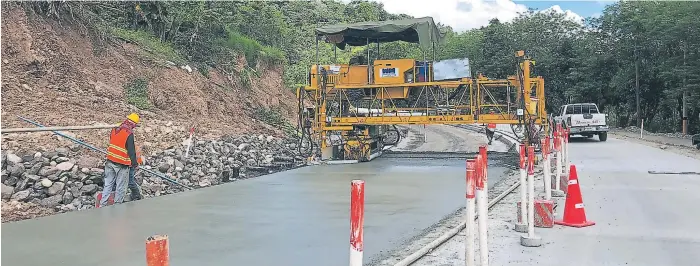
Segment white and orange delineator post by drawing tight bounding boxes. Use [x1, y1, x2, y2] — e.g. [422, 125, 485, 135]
[552, 124, 565, 197]
[564, 128, 571, 176]
[515, 144, 528, 233]
[465, 159, 477, 266]
[185, 127, 195, 158]
[146, 235, 169, 266]
[349, 180, 365, 266]
[542, 137, 552, 200]
[477, 146, 489, 266]
[520, 145, 542, 247]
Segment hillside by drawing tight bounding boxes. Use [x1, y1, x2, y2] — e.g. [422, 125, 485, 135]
[1, 4, 303, 222]
[1, 5, 297, 153]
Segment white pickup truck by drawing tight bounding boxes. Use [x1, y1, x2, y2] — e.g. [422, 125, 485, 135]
[554, 103, 609, 141]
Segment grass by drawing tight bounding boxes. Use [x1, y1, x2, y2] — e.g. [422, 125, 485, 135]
[124, 78, 152, 110]
[254, 107, 296, 136]
[222, 28, 285, 67]
[111, 28, 185, 64]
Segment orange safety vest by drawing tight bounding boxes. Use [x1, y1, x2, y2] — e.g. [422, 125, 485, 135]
[106, 128, 133, 166]
[136, 146, 143, 165]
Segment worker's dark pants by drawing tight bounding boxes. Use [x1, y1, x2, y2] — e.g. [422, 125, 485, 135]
[128, 167, 143, 200]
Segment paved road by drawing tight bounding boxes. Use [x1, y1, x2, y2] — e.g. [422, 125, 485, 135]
[1, 125, 512, 266]
[413, 136, 700, 265]
[475, 136, 700, 266]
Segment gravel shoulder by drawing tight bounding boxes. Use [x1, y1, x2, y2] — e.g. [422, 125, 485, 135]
[609, 129, 700, 161]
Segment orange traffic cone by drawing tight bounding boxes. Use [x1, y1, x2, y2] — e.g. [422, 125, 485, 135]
[554, 164, 595, 227]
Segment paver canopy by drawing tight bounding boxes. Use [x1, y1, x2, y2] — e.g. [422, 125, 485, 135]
[315, 17, 445, 50]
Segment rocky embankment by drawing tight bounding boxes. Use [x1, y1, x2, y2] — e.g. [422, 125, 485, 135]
[1, 134, 306, 223]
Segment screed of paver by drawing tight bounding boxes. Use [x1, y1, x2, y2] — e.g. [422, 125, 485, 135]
[413, 136, 700, 266]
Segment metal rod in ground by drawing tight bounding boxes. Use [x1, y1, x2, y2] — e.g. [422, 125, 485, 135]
[465, 159, 477, 266]
[16, 116, 193, 190]
[521, 145, 542, 247]
[350, 180, 365, 266]
[647, 171, 700, 175]
[1, 124, 119, 134]
[515, 144, 528, 232]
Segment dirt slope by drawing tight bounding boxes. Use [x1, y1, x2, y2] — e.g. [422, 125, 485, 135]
[1, 6, 298, 153]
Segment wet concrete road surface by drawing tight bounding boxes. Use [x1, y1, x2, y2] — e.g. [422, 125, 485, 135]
[1, 157, 512, 266]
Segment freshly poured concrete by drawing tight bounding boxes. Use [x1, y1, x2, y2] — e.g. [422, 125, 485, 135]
[1, 157, 509, 266]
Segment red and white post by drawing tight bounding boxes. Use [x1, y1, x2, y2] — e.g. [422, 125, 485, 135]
[542, 137, 552, 200]
[146, 235, 169, 266]
[185, 127, 195, 158]
[552, 125, 565, 197]
[520, 146, 542, 247]
[565, 128, 571, 176]
[350, 180, 365, 266]
[515, 144, 528, 233]
[477, 147, 489, 266]
[465, 159, 477, 266]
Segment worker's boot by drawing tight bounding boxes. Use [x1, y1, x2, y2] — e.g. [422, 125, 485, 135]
[130, 187, 143, 201]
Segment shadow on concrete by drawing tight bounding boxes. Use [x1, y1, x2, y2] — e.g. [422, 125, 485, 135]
[568, 136, 604, 143]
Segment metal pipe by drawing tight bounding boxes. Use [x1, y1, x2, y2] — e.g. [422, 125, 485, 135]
[17, 116, 193, 190]
[2, 124, 119, 134]
[367, 38, 371, 84]
[392, 179, 521, 266]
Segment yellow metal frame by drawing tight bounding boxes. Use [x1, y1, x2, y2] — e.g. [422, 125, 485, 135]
[297, 51, 547, 161]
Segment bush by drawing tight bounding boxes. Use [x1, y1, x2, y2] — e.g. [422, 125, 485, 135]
[124, 78, 151, 110]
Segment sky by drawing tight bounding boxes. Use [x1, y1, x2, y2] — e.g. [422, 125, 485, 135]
[343, 0, 618, 32]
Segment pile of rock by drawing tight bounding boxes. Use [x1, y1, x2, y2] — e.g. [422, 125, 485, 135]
[139, 134, 305, 196]
[1, 147, 104, 213]
[1, 134, 307, 222]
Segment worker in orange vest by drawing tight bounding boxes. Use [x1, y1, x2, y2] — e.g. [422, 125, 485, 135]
[127, 146, 145, 201]
[486, 123, 496, 145]
[100, 113, 141, 207]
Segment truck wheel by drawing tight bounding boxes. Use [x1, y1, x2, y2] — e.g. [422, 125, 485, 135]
[599, 132, 608, 142]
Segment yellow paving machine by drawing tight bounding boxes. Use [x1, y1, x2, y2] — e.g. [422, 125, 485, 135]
[297, 17, 548, 162]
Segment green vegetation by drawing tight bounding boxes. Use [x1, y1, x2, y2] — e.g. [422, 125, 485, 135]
[18, 1, 700, 134]
[254, 107, 296, 136]
[124, 78, 151, 110]
[111, 28, 185, 64]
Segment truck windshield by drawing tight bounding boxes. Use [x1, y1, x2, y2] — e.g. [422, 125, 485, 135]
[565, 104, 599, 114]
